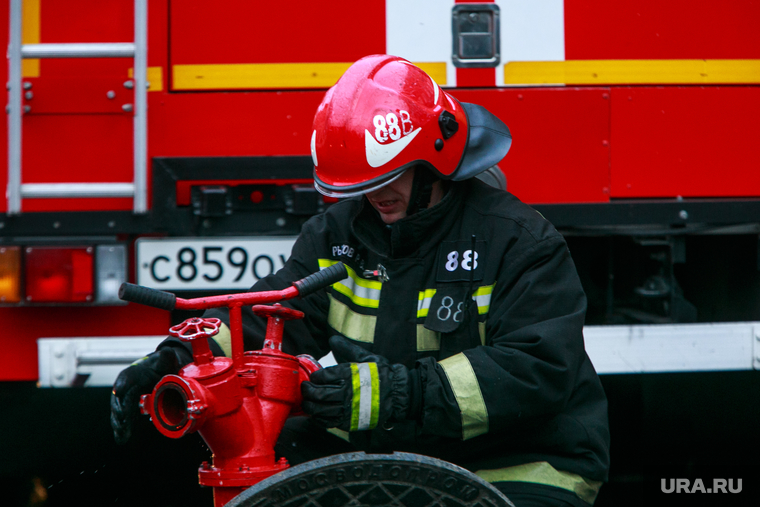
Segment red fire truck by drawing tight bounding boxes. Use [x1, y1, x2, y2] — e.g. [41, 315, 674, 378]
[1, 1, 758, 506]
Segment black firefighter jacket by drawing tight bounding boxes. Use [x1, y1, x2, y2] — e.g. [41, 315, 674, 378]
[164, 178, 610, 499]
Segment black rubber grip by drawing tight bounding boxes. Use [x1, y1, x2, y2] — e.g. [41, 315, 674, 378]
[293, 262, 348, 298]
[118, 283, 176, 311]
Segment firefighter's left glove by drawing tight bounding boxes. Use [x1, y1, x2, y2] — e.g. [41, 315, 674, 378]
[301, 336, 421, 432]
[110, 347, 181, 445]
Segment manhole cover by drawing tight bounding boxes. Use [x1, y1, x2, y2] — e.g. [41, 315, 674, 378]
[227, 452, 514, 507]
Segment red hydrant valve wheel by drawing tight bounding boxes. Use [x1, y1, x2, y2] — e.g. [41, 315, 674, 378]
[251, 304, 304, 320]
[170, 317, 222, 341]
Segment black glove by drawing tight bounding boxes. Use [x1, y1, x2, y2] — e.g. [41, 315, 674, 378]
[110, 347, 181, 444]
[301, 336, 421, 432]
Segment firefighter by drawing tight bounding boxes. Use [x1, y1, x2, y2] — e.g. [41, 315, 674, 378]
[112, 55, 610, 506]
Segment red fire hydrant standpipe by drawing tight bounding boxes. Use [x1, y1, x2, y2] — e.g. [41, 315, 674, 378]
[118, 262, 348, 507]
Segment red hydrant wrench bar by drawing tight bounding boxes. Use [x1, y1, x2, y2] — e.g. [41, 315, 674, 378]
[118, 262, 347, 507]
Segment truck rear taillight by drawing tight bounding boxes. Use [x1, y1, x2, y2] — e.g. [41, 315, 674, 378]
[25, 247, 94, 302]
[0, 247, 22, 303]
[0, 244, 127, 305]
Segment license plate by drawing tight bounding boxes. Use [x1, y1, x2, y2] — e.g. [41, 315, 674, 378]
[136, 237, 297, 290]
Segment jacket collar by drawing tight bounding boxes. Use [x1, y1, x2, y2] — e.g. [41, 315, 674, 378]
[351, 181, 467, 259]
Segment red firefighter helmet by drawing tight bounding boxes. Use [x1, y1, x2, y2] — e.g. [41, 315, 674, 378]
[311, 55, 512, 197]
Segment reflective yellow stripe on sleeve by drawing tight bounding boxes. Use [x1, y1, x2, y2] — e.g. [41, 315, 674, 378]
[327, 295, 376, 343]
[475, 462, 602, 505]
[473, 284, 495, 315]
[417, 284, 493, 320]
[326, 427, 350, 442]
[350, 362, 380, 431]
[319, 259, 382, 309]
[416, 325, 440, 351]
[438, 352, 489, 440]
[417, 289, 437, 318]
[416, 320, 485, 351]
[415, 284, 493, 351]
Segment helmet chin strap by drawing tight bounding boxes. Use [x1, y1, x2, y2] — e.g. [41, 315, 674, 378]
[406, 167, 440, 216]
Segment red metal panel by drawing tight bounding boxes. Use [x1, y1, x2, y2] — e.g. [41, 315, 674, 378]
[450, 88, 611, 204]
[565, 0, 760, 59]
[169, 0, 385, 66]
[149, 90, 326, 157]
[456, 68, 496, 88]
[19, 114, 134, 212]
[610, 86, 760, 198]
[36, 0, 136, 78]
[0, 305, 169, 381]
[148, 0, 170, 74]
[23, 77, 134, 114]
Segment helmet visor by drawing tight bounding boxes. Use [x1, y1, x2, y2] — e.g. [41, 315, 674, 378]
[313, 166, 407, 198]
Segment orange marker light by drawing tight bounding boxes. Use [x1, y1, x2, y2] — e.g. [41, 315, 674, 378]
[0, 247, 22, 303]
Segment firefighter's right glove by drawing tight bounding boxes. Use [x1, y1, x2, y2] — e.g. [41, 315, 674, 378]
[300, 336, 421, 432]
[110, 347, 180, 445]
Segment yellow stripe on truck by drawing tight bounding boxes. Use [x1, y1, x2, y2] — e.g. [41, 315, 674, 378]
[22, 0, 40, 77]
[413, 62, 447, 86]
[172, 61, 447, 90]
[173, 62, 352, 90]
[504, 59, 760, 86]
[129, 66, 164, 92]
[439, 352, 489, 440]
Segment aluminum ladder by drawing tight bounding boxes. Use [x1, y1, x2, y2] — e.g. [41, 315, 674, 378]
[7, 0, 148, 215]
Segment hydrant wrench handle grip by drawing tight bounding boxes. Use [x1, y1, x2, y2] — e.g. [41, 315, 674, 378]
[293, 262, 348, 298]
[118, 262, 347, 311]
[118, 282, 176, 310]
